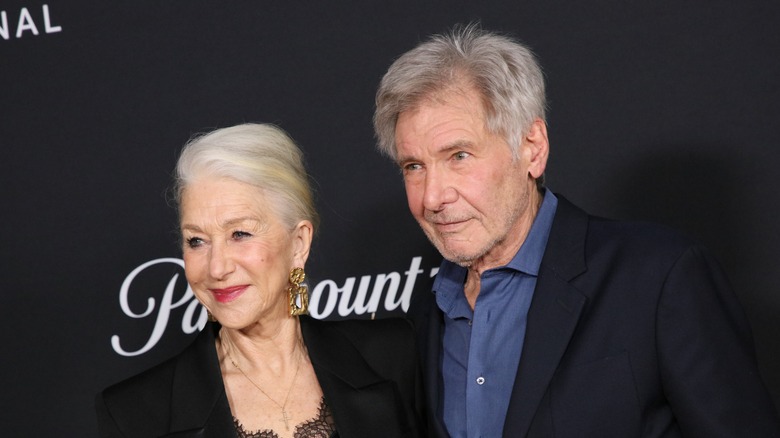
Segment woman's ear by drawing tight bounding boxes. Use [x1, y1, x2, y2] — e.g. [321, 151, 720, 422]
[291, 220, 314, 267]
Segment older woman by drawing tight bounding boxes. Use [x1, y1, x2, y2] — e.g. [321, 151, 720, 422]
[96, 124, 424, 437]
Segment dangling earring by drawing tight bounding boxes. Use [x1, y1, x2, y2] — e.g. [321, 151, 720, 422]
[288, 267, 309, 316]
[207, 310, 217, 322]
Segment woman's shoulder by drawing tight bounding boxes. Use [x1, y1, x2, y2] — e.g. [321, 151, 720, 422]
[96, 325, 225, 435]
[97, 344, 186, 423]
[304, 315, 414, 341]
[97, 324, 217, 418]
[302, 316, 417, 368]
[96, 351, 181, 435]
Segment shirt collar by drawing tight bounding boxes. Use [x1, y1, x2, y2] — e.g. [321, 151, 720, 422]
[505, 188, 558, 276]
[432, 189, 558, 305]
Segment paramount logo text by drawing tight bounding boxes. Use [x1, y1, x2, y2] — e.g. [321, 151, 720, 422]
[110, 257, 438, 356]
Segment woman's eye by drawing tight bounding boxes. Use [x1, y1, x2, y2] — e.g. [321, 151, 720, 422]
[186, 237, 204, 248]
[232, 230, 252, 240]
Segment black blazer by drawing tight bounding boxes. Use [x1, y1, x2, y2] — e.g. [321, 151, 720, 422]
[96, 316, 425, 437]
[416, 196, 780, 437]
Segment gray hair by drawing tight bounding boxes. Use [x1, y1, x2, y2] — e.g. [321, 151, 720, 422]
[173, 123, 319, 233]
[374, 23, 546, 160]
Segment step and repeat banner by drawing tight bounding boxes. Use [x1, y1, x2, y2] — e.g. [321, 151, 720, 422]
[2, 1, 779, 434]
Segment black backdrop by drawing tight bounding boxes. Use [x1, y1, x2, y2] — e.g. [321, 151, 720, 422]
[2, 1, 779, 434]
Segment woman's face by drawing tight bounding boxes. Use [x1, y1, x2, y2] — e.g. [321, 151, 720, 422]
[179, 177, 312, 328]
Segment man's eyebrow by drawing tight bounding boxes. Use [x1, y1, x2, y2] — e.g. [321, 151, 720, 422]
[396, 154, 415, 167]
[396, 139, 475, 165]
[439, 139, 474, 152]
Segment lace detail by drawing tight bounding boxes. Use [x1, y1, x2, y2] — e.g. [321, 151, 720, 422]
[234, 396, 336, 438]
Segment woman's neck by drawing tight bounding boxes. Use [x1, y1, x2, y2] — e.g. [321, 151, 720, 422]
[218, 317, 305, 374]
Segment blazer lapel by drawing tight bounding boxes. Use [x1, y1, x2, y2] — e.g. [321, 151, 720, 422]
[423, 302, 450, 437]
[167, 322, 235, 437]
[300, 316, 403, 437]
[503, 196, 589, 437]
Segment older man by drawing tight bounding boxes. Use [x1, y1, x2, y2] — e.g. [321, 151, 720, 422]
[374, 24, 780, 437]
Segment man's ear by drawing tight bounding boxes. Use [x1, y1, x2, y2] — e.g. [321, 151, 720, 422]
[524, 118, 549, 179]
[291, 220, 313, 267]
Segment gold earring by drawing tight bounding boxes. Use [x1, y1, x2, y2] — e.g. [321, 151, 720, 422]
[288, 267, 309, 316]
[207, 310, 217, 322]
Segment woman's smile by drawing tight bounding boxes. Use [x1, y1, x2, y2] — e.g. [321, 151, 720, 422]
[209, 284, 249, 303]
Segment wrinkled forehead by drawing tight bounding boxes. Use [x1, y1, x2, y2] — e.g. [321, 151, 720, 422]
[396, 82, 492, 136]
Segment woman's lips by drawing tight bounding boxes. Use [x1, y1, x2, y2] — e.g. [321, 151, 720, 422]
[209, 285, 248, 303]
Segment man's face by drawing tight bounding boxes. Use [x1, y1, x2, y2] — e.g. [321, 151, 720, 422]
[394, 86, 546, 268]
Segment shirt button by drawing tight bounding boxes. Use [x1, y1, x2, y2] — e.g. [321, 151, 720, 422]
[476, 376, 485, 385]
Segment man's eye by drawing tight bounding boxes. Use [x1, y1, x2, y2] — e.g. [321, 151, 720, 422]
[186, 237, 204, 248]
[232, 230, 252, 240]
[403, 163, 422, 172]
[453, 151, 470, 160]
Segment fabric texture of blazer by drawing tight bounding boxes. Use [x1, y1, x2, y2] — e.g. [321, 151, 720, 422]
[96, 316, 425, 438]
[414, 195, 780, 437]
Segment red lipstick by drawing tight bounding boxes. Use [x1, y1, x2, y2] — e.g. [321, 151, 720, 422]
[209, 285, 248, 303]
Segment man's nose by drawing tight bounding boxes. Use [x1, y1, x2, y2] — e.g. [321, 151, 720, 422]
[423, 168, 457, 212]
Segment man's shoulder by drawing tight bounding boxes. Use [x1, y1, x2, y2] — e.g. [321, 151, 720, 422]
[554, 195, 696, 254]
[590, 216, 692, 246]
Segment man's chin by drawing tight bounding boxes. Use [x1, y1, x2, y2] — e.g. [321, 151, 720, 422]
[435, 243, 481, 267]
[423, 231, 486, 266]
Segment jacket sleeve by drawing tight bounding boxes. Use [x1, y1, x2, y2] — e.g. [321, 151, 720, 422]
[657, 244, 780, 436]
[95, 391, 127, 438]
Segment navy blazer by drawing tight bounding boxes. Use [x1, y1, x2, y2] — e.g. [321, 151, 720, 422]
[96, 316, 425, 437]
[415, 196, 780, 437]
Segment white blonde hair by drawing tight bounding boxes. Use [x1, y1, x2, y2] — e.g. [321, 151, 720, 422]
[173, 123, 319, 232]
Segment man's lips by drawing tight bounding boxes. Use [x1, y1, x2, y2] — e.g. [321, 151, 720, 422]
[209, 285, 248, 303]
[430, 218, 469, 233]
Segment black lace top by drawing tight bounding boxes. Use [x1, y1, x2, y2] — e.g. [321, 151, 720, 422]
[233, 396, 336, 438]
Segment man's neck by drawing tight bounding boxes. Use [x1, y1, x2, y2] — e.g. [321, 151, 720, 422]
[464, 187, 544, 308]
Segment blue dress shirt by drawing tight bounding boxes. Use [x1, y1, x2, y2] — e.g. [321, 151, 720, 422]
[433, 190, 558, 438]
